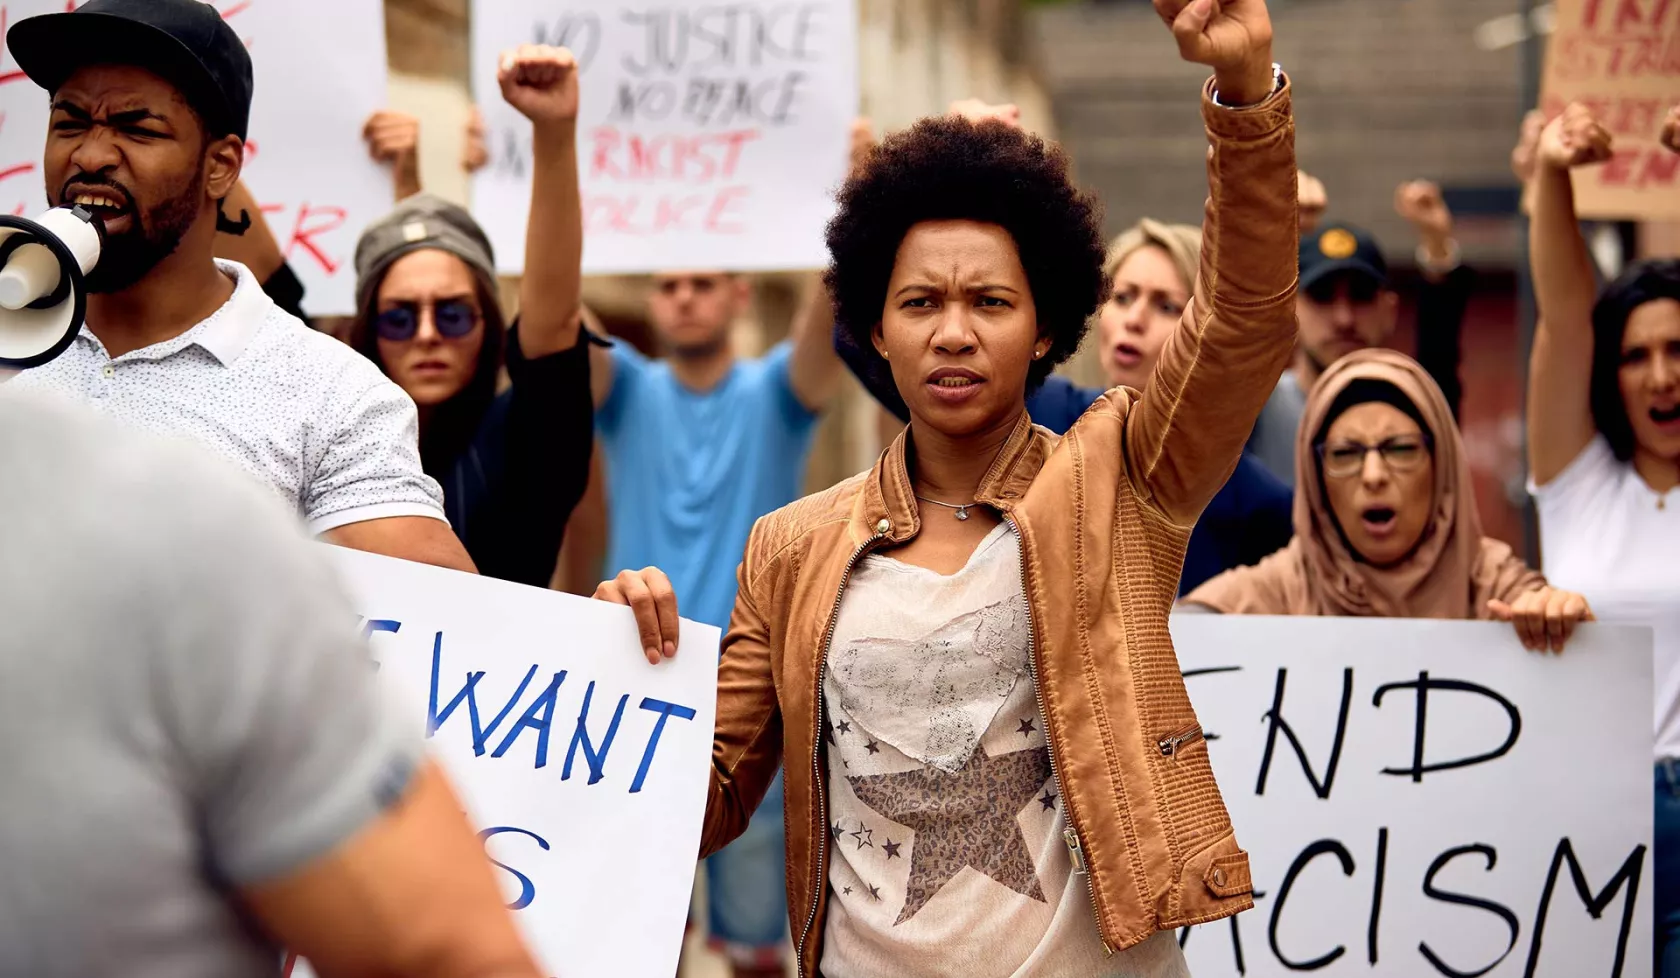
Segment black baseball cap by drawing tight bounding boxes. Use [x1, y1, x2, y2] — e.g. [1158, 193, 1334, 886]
[1299, 223, 1388, 292]
[7, 0, 253, 140]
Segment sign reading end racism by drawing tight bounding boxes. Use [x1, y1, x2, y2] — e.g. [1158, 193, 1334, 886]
[288, 547, 720, 978]
[470, 0, 859, 275]
[1172, 616, 1653, 978]
[1542, 0, 1680, 220]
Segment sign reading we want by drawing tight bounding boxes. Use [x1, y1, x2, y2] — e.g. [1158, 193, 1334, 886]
[0, 0, 390, 314]
[471, 0, 858, 274]
[1173, 616, 1653, 978]
[287, 548, 720, 978]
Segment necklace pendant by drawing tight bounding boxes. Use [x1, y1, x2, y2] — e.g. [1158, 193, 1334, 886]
[955, 506, 970, 521]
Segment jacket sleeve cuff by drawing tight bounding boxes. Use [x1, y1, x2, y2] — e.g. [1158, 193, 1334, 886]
[1201, 72, 1292, 140]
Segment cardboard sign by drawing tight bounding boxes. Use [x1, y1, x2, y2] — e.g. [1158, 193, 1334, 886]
[469, 0, 859, 275]
[1541, 0, 1680, 219]
[0, 0, 390, 314]
[288, 547, 720, 978]
[1172, 615, 1654, 978]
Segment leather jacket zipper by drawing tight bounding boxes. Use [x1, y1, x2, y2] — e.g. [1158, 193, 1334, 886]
[1007, 516, 1113, 957]
[1158, 723, 1204, 758]
[794, 529, 887, 977]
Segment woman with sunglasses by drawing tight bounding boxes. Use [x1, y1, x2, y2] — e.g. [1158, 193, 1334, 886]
[348, 45, 599, 587]
[1182, 349, 1594, 652]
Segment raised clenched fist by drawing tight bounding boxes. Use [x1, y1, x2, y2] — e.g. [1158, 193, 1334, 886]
[1153, 0, 1275, 105]
[498, 44, 580, 128]
[1538, 103, 1614, 172]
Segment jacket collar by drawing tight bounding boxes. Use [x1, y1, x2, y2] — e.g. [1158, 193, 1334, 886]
[852, 409, 1051, 546]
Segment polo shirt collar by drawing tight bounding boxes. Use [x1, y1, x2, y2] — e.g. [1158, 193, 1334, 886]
[191, 260, 270, 366]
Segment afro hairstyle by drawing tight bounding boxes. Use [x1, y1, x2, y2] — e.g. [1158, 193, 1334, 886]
[825, 115, 1108, 422]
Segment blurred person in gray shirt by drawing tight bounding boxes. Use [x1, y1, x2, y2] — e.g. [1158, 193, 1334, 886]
[0, 387, 542, 978]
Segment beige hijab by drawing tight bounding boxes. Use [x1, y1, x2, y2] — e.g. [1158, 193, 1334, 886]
[1185, 350, 1543, 618]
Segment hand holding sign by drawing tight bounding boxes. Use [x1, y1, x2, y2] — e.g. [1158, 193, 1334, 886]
[1540, 102, 1616, 171]
[1154, 0, 1275, 105]
[1487, 586, 1596, 654]
[498, 45, 580, 130]
[594, 567, 682, 664]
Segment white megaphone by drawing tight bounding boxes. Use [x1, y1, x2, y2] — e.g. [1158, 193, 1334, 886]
[0, 206, 103, 369]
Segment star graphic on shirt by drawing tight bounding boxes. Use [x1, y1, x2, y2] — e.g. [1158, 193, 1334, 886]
[836, 719, 852, 735]
[868, 884, 882, 902]
[865, 739, 881, 755]
[824, 719, 836, 745]
[843, 886, 853, 895]
[847, 745, 1051, 924]
[1017, 717, 1036, 736]
[1039, 789, 1058, 811]
[883, 838, 902, 860]
[831, 821, 844, 841]
[851, 825, 874, 851]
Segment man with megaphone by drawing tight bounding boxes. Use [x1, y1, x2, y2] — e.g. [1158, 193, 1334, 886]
[1, 0, 474, 573]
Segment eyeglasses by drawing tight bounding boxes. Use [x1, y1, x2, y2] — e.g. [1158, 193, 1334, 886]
[1317, 434, 1432, 479]
[373, 299, 480, 342]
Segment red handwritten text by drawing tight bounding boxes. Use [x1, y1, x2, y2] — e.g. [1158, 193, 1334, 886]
[584, 186, 750, 236]
[588, 126, 760, 183]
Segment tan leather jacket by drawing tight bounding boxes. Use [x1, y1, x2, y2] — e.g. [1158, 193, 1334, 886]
[701, 78, 1298, 977]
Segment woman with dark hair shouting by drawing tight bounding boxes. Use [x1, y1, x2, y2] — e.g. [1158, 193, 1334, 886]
[1525, 102, 1680, 973]
[596, 1, 1294, 973]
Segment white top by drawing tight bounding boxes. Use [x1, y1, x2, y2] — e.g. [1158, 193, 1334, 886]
[7, 260, 444, 534]
[820, 523, 1188, 978]
[1532, 436, 1680, 759]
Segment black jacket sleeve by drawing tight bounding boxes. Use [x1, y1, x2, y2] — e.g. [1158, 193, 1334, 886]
[1414, 263, 1475, 422]
[461, 325, 595, 588]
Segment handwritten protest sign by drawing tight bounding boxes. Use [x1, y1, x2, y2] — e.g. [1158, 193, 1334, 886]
[470, 0, 859, 275]
[1541, 0, 1680, 219]
[288, 547, 719, 978]
[0, 0, 389, 314]
[1172, 616, 1653, 978]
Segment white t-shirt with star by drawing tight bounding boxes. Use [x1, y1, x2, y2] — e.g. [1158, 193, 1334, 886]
[819, 523, 1188, 978]
[7, 260, 444, 535]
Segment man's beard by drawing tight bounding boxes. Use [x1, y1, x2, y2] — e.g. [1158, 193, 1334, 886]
[81, 169, 204, 294]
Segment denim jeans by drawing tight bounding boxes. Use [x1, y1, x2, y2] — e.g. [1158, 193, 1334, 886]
[704, 768, 790, 962]
[1657, 760, 1680, 977]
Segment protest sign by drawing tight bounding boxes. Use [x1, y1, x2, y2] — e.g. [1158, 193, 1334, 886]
[1172, 615, 1653, 978]
[0, 0, 389, 314]
[1541, 0, 1680, 219]
[470, 0, 859, 275]
[287, 547, 720, 978]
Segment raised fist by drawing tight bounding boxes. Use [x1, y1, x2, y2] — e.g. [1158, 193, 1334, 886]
[498, 44, 580, 127]
[1154, 0, 1275, 105]
[849, 117, 877, 176]
[1511, 108, 1545, 184]
[1297, 170, 1327, 233]
[1538, 103, 1614, 171]
[362, 110, 419, 166]
[1394, 180, 1452, 241]
[463, 106, 489, 173]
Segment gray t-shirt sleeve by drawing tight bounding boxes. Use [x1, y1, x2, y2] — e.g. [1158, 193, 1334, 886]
[149, 465, 424, 886]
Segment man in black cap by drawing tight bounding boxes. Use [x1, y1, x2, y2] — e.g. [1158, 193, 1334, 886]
[5, 0, 474, 572]
[1246, 204, 1470, 487]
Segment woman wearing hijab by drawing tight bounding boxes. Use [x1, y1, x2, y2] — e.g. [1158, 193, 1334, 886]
[593, 1, 1293, 974]
[1182, 349, 1593, 652]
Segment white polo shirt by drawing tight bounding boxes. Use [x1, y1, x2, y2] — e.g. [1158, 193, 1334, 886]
[8, 260, 445, 535]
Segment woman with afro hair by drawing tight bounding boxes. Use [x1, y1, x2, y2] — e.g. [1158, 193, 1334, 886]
[598, 0, 1297, 973]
